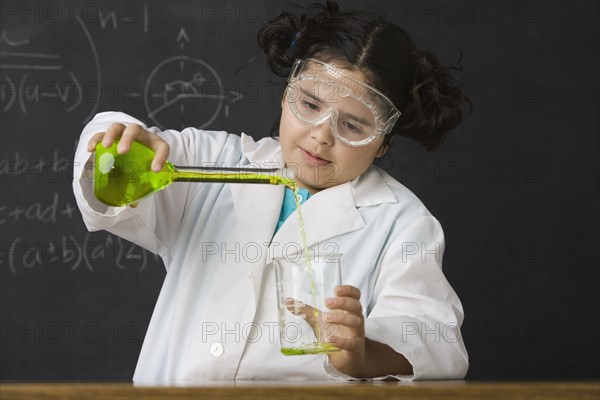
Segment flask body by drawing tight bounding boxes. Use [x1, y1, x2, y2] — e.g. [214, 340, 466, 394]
[94, 141, 174, 206]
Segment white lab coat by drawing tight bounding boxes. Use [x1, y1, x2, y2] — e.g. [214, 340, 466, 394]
[73, 112, 468, 383]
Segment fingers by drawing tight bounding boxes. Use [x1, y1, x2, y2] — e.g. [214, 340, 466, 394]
[325, 285, 364, 336]
[334, 285, 361, 300]
[285, 298, 342, 344]
[285, 296, 363, 337]
[148, 136, 170, 172]
[86, 123, 126, 152]
[114, 124, 147, 154]
[86, 122, 147, 153]
[326, 295, 362, 315]
[85, 123, 170, 172]
[87, 132, 106, 152]
[285, 298, 318, 326]
[326, 285, 362, 316]
[325, 335, 361, 352]
[324, 311, 363, 329]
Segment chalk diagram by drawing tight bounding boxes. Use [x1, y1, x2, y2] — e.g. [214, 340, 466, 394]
[0, 16, 101, 124]
[144, 29, 242, 130]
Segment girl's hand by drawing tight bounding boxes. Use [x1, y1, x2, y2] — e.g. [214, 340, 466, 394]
[289, 285, 367, 377]
[323, 285, 366, 377]
[87, 123, 170, 208]
[288, 285, 413, 378]
[87, 123, 170, 173]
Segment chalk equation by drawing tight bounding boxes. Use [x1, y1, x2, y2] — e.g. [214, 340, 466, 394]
[0, 149, 74, 182]
[0, 192, 77, 225]
[0, 15, 100, 123]
[1, 71, 97, 114]
[1, 232, 161, 276]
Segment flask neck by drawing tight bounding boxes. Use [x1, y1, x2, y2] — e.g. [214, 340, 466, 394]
[171, 165, 295, 187]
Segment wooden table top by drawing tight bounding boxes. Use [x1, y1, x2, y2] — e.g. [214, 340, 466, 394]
[1, 380, 599, 400]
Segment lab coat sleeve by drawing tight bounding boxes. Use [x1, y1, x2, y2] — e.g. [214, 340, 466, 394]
[324, 215, 468, 381]
[72, 111, 238, 267]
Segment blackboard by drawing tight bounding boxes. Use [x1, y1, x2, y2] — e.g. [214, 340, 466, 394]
[1, 0, 598, 381]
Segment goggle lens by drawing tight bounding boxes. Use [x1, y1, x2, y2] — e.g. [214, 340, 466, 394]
[286, 59, 400, 147]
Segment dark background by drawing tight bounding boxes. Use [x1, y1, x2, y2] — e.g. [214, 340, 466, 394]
[1, 1, 598, 381]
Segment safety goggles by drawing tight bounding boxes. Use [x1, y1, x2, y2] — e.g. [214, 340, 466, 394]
[285, 58, 400, 147]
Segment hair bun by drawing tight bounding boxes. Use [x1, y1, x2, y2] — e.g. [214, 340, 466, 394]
[257, 12, 302, 76]
[396, 49, 471, 150]
[257, 1, 342, 76]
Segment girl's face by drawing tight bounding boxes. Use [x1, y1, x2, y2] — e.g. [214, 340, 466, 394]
[279, 64, 387, 194]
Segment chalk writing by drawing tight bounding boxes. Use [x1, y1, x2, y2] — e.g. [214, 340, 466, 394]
[0, 16, 101, 123]
[0, 2, 149, 29]
[0, 150, 76, 185]
[143, 29, 243, 130]
[1, 72, 92, 113]
[2, 232, 160, 275]
[0, 192, 77, 224]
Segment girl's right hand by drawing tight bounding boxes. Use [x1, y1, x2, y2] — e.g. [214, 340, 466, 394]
[87, 123, 170, 173]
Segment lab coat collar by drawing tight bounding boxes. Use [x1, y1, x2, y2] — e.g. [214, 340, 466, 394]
[232, 134, 398, 259]
[350, 165, 398, 207]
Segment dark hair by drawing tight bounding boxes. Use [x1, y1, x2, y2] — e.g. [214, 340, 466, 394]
[257, 1, 472, 151]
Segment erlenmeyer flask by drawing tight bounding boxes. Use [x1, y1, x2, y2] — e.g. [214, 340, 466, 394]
[94, 140, 294, 206]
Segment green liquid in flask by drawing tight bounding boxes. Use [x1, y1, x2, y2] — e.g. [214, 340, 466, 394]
[93, 140, 295, 206]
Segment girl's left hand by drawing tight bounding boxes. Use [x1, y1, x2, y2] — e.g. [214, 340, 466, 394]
[323, 285, 366, 377]
[288, 285, 413, 378]
[289, 285, 366, 377]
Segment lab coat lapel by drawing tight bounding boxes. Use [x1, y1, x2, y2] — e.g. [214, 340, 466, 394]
[219, 133, 287, 309]
[270, 181, 366, 262]
[228, 183, 284, 305]
[269, 166, 398, 262]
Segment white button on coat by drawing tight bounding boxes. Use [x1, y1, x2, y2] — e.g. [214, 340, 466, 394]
[210, 342, 224, 357]
[297, 194, 303, 202]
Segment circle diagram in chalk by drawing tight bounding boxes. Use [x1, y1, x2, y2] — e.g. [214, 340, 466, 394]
[144, 56, 223, 130]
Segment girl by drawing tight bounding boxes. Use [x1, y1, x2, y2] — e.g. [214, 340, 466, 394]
[73, 1, 470, 382]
